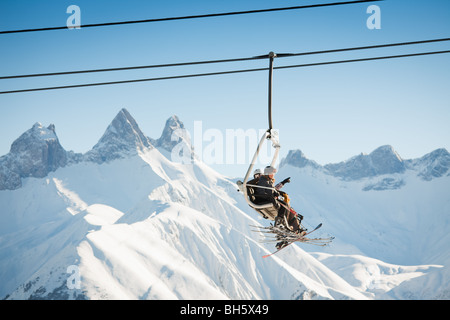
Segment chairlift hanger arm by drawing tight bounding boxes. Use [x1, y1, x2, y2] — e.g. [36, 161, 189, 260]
[253, 51, 279, 133]
[241, 52, 282, 211]
[268, 51, 276, 131]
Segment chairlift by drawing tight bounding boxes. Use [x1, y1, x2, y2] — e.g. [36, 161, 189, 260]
[237, 52, 283, 221]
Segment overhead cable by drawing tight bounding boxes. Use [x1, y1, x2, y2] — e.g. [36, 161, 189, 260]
[1, 37, 449, 80]
[0, 49, 448, 95]
[0, 0, 382, 35]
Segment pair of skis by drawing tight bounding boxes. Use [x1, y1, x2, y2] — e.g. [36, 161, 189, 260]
[251, 223, 334, 258]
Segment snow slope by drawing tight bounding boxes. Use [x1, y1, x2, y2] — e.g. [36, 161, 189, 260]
[0, 111, 368, 300]
[277, 151, 450, 299]
[0, 150, 367, 300]
[1, 109, 448, 300]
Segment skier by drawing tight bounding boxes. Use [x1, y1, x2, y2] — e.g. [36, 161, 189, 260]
[248, 168, 262, 186]
[275, 177, 291, 203]
[254, 166, 305, 238]
[274, 177, 305, 231]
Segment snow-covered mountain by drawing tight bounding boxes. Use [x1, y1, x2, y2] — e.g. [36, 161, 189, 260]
[0, 122, 80, 191]
[282, 145, 450, 184]
[84, 108, 153, 164]
[278, 147, 450, 299]
[0, 109, 448, 300]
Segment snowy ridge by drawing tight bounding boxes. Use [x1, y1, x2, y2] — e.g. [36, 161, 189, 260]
[282, 146, 450, 188]
[0, 109, 449, 300]
[276, 162, 449, 299]
[405, 148, 450, 181]
[0, 149, 365, 300]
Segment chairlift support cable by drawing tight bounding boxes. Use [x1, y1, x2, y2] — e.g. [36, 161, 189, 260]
[268, 52, 276, 131]
[1, 37, 448, 80]
[0, 49, 449, 95]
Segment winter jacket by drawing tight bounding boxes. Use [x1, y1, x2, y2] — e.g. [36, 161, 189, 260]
[255, 175, 278, 199]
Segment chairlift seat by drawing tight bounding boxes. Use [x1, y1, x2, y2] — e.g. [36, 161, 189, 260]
[246, 184, 278, 221]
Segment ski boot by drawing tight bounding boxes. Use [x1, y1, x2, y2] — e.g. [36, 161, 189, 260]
[294, 225, 307, 236]
[297, 229, 307, 237]
[274, 214, 291, 231]
[276, 240, 289, 250]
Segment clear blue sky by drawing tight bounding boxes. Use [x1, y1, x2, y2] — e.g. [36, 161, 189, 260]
[1, 0, 449, 177]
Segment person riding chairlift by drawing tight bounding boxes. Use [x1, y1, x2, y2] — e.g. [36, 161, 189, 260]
[248, 168, 262, 186]
[254, 166, 306, 239]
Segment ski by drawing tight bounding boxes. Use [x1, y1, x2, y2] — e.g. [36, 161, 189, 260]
[306, 223, 322, 235]
[294, 236, 335, 245]
[251, 222, 322, 236]
[262, 243, 293, 258]
[252, 223, 324, 243]
[259, 236, 334, 244]
[250, 222, 330, 258]
[262, 236, 333, 258]
[261, 223, 326, 258]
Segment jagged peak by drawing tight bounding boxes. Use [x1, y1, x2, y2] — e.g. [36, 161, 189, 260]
[32, 122, 42, 129]
[155, 115, 191, 152]
[423, 148, 449, 158]
[280, 149, 321, 169]
[160, 115, 185, 136]
[30, 122, 56, 134]
[106, 108, 141, 134]
[324, 145, 405, 180]
[168, 114, 182, 123]
[407, 147, 450, 180]
[114, 108, 136, 125]
[1, 121, 69, 190]
[97, 108, 150, 146]
[47, 124, 56, 132]
[370, 145, 403, 161]
[85, 108, 152, 163]
[10, 122, 59, 154]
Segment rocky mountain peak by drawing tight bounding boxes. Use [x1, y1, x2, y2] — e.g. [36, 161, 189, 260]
[280, 149, 321, 170]
[84, 108, 153, 163]
[154, 115, 188, 152]
[151, 115, 195, 163]
[10, 123, 58, 153]
[0, 122, 68, 190]
[406, 148, 450, 180]
[323, 145, 405, 180]
[368, 145, 405, 175]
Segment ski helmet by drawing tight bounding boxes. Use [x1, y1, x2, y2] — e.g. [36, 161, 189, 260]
[264, 166, 277, 175]
[253, 169, 262, 176]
